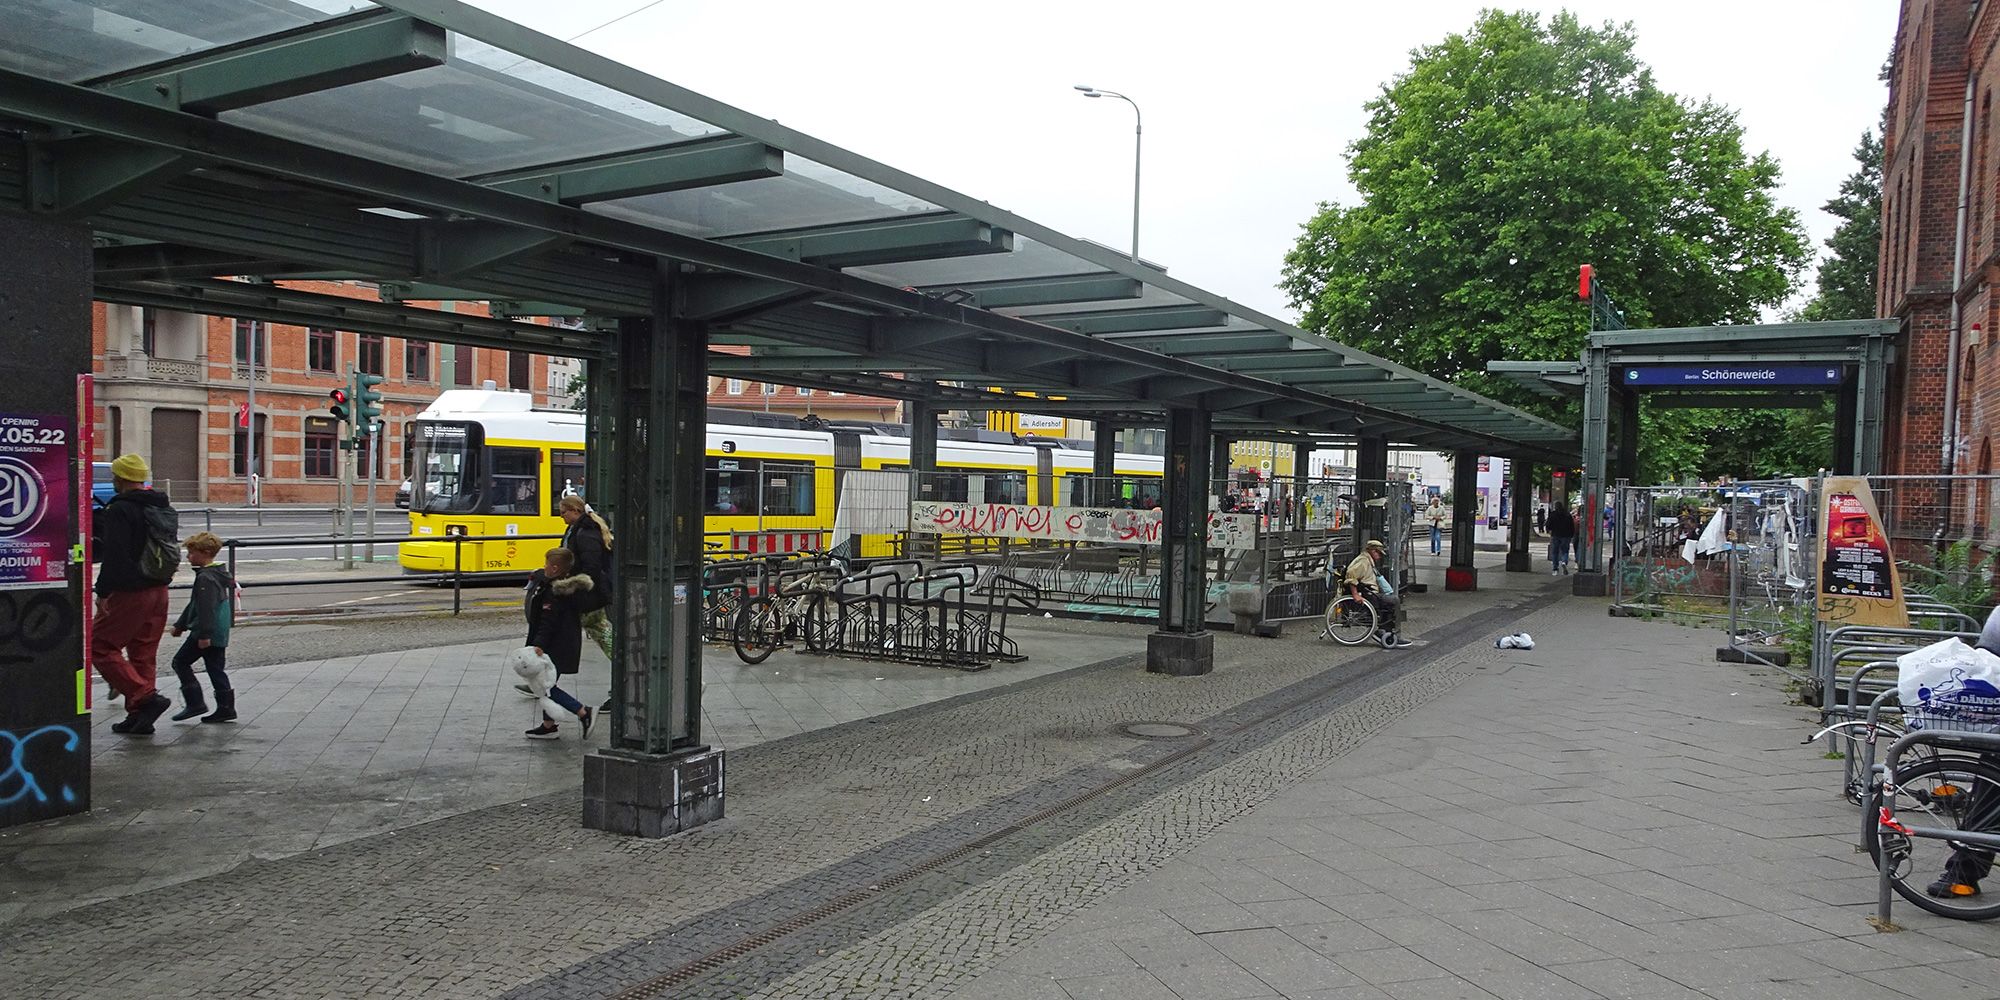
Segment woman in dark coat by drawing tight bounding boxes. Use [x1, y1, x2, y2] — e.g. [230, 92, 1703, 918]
[558, 495, 616, 712]
[524, 547, 594, 740]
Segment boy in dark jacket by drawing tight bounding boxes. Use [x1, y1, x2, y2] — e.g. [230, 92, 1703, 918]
[524, 547, 594, 740]
[168, 531, 236, 724]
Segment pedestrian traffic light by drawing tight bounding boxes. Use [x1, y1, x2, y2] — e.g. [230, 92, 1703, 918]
[353, 372, 385, 440]
[328, 386, 350, 424]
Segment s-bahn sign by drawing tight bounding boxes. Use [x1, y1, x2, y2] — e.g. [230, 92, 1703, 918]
[1622, 365, 1845, 387]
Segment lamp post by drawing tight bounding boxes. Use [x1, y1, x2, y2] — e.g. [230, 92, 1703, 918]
[1074, 85, 1141, 260]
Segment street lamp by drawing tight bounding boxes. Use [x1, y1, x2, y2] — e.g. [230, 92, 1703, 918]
[1074, 84, 1141, 260]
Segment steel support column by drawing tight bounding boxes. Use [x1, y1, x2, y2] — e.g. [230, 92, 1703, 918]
[906, 396, 937, 558]
[1506, 457, 1534, 572]
[1447, 450, 1479, 591]
[1857, 334, 1888, 476]
[1355, 435, 1389, 551]
[1575, 346, 1611, 596]
[584, 264, 723, 839]
[1833, 381, 1858, 476]
[1617, 389, 1640, 483]
[1210, 434, 1233, 495]
[1092, 420, 1117, 504]
[1292, 441, 1310, 536]
[1148, 407, 1214, 675]
[0, 214, 91, 831]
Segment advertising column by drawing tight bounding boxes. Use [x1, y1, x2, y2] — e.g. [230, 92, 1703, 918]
[0, 215, 91, 828]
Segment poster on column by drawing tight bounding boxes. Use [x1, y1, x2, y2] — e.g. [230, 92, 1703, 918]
[0, 412, 72, 591]
[1816, 476, 1909, 628]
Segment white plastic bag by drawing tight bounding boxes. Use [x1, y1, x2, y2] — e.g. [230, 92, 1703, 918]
[1896, 638, 2000, 732]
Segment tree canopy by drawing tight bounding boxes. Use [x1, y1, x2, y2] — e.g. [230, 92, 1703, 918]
[1280, 10, 1814, 480]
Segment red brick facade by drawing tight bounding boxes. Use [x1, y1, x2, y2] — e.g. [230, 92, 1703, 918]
[1880, 0, 2000, 534]
[91, 281, 554, 505]
[703, 344, 902, 423]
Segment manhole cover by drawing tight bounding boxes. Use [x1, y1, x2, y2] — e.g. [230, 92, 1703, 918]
[1118, 721, 1200, 740]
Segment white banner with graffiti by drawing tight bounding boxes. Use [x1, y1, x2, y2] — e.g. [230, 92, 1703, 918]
[909, 502, 1257, 551]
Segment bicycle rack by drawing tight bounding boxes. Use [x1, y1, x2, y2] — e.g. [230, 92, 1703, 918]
[1871, 729, 2000, 928]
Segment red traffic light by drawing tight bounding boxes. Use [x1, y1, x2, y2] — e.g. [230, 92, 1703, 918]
[328, 388, 348, 403]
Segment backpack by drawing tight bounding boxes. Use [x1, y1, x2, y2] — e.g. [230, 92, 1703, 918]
[136, 503, 182, 584]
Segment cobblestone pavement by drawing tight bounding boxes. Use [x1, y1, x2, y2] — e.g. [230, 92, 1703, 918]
[0, 618, 1135, 924]
[1, 554, 1541, 998]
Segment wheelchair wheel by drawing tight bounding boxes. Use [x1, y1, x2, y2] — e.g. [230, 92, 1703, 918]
[1323, 596, 1378, 646]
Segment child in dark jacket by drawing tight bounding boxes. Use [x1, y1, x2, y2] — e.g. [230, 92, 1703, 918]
[524, 547, 595, 740]
[168, 532, 237, 723]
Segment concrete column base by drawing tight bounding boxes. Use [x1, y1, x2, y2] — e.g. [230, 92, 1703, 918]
[583, 746, 725, 838]
[1571, 571, 1608, 597]
[1504, 550, 1532, 572]
[1445, 566, 1479, 591]
[1146, 630, 1215, 676]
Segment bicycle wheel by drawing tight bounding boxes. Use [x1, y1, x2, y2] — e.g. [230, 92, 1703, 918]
[800, 593, 834, 654]
[1866, 754, 2000, 921]
[1324, 596, 1378, 646]
[732, 598, 780, 664]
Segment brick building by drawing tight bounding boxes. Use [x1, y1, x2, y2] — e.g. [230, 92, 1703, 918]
[92, 281, 555, 505]
[704, 345, 901, 423]
[1882, 0, 2000, 534]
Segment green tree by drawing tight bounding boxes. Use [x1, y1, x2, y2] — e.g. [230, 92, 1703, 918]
[1797, 125, 1883, 322]
[1281, 10, 1812, 480]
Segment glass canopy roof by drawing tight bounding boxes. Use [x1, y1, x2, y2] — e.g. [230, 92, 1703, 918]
[0, 0, 1577, 458]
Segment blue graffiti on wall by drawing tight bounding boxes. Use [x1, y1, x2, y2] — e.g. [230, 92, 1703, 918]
[1, 724, 81, 806]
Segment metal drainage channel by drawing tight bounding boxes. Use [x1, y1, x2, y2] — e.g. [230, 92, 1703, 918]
[605, 591, 1559, 1000]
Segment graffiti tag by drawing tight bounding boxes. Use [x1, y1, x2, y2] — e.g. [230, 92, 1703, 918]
[0, 724, 81, 806]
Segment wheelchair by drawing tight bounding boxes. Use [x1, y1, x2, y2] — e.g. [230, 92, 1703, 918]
[1322, 582, 1397, 649]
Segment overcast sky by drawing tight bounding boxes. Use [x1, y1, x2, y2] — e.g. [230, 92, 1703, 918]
[466, 0, 1897, 322]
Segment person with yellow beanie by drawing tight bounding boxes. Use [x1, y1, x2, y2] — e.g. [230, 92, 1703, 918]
[92, 452, 179, 734]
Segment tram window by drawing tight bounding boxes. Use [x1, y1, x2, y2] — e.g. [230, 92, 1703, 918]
[705, 459, 758, 516]
[411, 424, 479, 513]
[761, 462, 816, 516]
[489, 448, 542, 515]
[552, 449, 586, 501]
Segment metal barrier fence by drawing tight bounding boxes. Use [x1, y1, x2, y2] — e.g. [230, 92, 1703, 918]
[1610, 482, 1744, 624]
[167, 531, 567, 617]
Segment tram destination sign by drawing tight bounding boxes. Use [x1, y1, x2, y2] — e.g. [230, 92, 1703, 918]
[1623, 364, 1845, 387]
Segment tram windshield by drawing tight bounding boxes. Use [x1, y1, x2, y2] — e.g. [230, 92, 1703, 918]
[410, 421, 481, 513]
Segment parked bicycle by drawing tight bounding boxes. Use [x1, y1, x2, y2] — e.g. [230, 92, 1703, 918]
[731, 556, 846, 664]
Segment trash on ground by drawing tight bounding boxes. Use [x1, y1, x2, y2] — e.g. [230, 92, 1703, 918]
[1494, 632, 1535, 650]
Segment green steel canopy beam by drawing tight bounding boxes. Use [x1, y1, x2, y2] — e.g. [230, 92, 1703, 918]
[100, 278, 609, 358]
[685, 275, 821, 324]
[417, 219, 567, 279]
[25, 136, 190, 219]
[923, 272, 1143, 309]
[1099, 331, 1296, 356]
[93, 243, 289, 281]
[479, 135, 784, 204]
[725, 213, 1013, 268]
[1587, 318, 1901, 349]
[96, 12, 448, 115]
[1034, 305, 1229, 336]
[491, 300, 587, 318]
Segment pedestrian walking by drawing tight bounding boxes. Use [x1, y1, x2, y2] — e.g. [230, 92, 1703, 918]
[1425, 496, 1446, 555]
[554, 496, 619, 713]
[1535, 506, 1547, 534]
[1547, 503, 1577, 575]
[91, 453, 178, 734]
[167, 531, 237, 723]
[523, 547, 595, 741]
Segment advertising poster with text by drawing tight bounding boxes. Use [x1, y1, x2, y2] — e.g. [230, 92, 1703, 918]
[0, 412, 72, 591]
[1816, 476, 1909, 628]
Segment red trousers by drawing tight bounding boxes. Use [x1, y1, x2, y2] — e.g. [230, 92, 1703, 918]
[91, 587, 169, 703]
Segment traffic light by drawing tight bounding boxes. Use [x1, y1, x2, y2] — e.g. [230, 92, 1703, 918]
[353, 372, 385, 441]
[328, 386, 350, 424]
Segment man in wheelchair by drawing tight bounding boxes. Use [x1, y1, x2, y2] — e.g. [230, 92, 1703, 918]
[1342, 539, 1413, 649]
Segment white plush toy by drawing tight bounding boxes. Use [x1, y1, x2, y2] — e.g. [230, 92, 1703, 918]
[504, 646, 566, 725]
